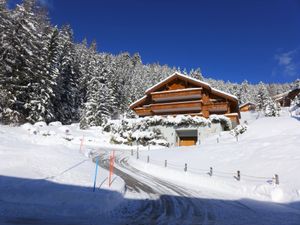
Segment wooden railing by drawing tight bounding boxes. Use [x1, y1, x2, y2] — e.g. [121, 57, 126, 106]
[151, 88, 202, 102]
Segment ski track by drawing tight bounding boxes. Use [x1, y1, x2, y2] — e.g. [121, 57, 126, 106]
[95, 150, 300, 225]
[96, 150, 217, 225]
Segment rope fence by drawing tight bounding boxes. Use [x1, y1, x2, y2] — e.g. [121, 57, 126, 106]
[130, 149, 279, 185]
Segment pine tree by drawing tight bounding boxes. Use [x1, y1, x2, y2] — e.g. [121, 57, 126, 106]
[0, 0, 48, 123]
[54, 25, 80, 124]
[0, 0, 22, 123]
[264, 97, 280, 117]
[239, 80, 251, 104]
[256, 82, 269, 110]
[190, 68, 204, 81]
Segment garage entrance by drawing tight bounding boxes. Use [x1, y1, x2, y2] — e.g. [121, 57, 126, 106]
[176, 129, 198, 146]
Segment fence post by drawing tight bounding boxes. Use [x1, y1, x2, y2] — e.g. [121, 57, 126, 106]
[235, 170, 240, 181]
[217, 137, 219, 143]
[184, 163, 187, 172]
[274, 174, 279, 185]
[131, 149, 133, 156]
[236, 136, 239, 142]
[209, 167, 213, 177]
[165, 160, 167, 167]
[136, 150, 139, 159]
[147, 156, 149, 163]
[148, 145, 150, 151]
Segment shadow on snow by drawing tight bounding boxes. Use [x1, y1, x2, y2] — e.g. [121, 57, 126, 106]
[0, 175, 300, 225]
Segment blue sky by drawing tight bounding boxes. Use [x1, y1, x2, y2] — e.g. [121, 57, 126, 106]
[9, 0, 300, 84]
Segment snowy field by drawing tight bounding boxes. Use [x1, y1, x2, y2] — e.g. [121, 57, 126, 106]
[0, 122, 125, 224]
[129, 109, 300, 205]
[1, 109, 300, 224]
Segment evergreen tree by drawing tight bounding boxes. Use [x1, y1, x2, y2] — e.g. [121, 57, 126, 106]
[256, 82, 269, 110]
[264, 97, 280, 117]
[190, 68, 203, 81]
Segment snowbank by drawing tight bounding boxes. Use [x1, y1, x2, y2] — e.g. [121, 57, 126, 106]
[0, 124, 125, 221]
[128, 110, 300, 204]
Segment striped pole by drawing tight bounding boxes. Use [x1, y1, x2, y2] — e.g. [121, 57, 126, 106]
[93, 157, 99, 192]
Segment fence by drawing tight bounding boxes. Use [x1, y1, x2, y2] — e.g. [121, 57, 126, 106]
[130, 149, 279, 185]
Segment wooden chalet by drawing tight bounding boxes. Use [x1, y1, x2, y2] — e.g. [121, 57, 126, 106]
[129, 72, 240, 125]
[273, 88, 300, 107]
[239, 102, 256, 112]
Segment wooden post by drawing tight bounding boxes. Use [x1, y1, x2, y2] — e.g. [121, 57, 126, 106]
[131, 149, 133, 156]
[236, 136, 239, 142]
[147, 156, 149, 163]
[136, 150, 139, 159]
[274, 174, 279, 185]
[236, 170, 240, 181]
[209, 167, 213, 177]
[165, 160, 167, 167]
[184, 163, 187, 172]
[217, 137, 219, 143]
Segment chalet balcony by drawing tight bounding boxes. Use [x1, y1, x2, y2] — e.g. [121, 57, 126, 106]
[150, 100, 202, 114]
[207, 102, 228, 113]
[151, 88, 202, 103]
[134, 107, 152, 116]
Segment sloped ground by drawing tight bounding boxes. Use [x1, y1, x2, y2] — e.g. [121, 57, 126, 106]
[129, 110, 300, 204]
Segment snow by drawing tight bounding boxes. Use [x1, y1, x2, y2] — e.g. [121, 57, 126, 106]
[128, 109, 300, 204]
[145, 71, 211, 94]
[211, 87, 238, 100]
[0, 123, 126, 222]
[1, 108, 300, 223]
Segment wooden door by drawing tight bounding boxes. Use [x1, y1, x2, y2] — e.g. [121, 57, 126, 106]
[179, 137, 197, 146]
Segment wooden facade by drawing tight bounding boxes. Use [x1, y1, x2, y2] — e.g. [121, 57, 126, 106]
[239, 102, 256, 112]
[130, 72, 240, 125]
[273, 88, 300, 107]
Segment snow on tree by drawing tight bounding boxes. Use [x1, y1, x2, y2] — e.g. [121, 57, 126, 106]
[0, 0, 298, 126]
[264, 97, 280, 117]
[53, 25, 80, 124]
[255, 82, 269, 111]
[190, 68, 204, 81]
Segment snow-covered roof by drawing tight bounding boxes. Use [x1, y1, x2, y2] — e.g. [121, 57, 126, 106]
[145, 72, 211, 94]
[239, 102, 256, 108]
[130, 71, 238, 109]
[272, 88, 300, 100]
[211, 88, 238, 101]
[129, 95, 147, 109]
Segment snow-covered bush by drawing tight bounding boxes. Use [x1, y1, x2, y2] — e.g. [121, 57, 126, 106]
[209, 114, 232, 130]
[264, 98, 280, 117]
[105, 115, 231, 147]
[49, 121, 62, 127]
[230, 124, 248, 137]
[33, 121, 47, 128]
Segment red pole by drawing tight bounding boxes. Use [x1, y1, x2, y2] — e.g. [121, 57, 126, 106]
[79, 136, 84, 152]
[108, 151, 116, 187]
[108, 155, 112, 187]
[112, 150, 115, 178]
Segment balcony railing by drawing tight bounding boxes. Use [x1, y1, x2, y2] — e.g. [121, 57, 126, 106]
[151, 88, 202, 102]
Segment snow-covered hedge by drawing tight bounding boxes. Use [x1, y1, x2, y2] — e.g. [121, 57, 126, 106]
[209, 114, 232, 130]
[230, 124, 248, 137]
[105, 115, 232, 147]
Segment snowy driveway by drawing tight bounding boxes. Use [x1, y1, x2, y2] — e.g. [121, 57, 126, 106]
[95, 150, 300, 225]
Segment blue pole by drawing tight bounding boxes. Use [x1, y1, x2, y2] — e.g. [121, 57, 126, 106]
[93, 157, 99, 192]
